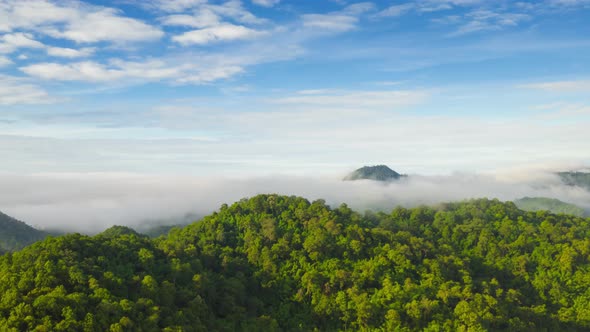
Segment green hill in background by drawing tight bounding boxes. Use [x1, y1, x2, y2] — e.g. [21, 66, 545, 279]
[344, 165, 406, 181]
[0, 211, 49, 252]
[558, 171, 590, 191]
[514, 197, 587, 217]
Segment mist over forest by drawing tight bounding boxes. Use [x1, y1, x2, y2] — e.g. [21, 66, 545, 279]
[1, 166, 589, 233]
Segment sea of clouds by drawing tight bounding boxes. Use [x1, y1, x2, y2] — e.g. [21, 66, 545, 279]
[1, 167, 589, 233]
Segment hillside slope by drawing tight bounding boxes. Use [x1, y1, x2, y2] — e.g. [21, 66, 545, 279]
[0, 211, 48, 252]
[514, 197, 586, 217]
[1, 195, 590, 331]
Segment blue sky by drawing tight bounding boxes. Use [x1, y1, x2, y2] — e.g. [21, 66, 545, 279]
[1, 0, 590, 176]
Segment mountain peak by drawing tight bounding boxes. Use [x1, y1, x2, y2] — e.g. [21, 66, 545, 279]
[344, 165, 406, 182]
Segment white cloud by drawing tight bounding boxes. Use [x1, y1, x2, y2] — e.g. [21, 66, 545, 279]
[375, 0, 482, 17]
[252, 0, 280, 7]
[0, 75, 59, 105]
[155, 0, 266, 23]
[173, 23, 267, 45]
[48, 8, 163, 43]
[375, 4, 415, 17]
[341, 2, 376, 15]
[0, 33, 44, 53]
[0, 0, 163, 44]
[547, 0, 590, 6]
[147, 0, 208, 13]
[162, 1, 269, 47]
[0, 0, 79, 32]
[0, 56, 12, 67]
[176, 65, 244, 83]
[0, 32, 97, 58]
[160, 10, 220, 28]
[440, 9, 530, 36]
[46, 46, 95, 58]
[272, 89, 429, 109]
[302, 14, 359, 32]
[20, 60, 179, 82]
[205, 0, 268, 25]
[20, 57, 247, 84]
[301, 2, 375, 32]
[520, 80, 590, 92]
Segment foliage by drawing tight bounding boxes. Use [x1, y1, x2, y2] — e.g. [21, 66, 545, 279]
[2, 195, 590, 331]
[514, 197, 586, 217]
[141, 225, 181, 238]
[0, 211, 49, 252]
[99, 226, 143, 238]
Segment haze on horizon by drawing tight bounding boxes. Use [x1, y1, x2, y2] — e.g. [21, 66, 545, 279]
[0, 0, 589, 231]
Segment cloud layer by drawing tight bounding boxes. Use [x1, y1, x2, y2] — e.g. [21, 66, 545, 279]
[1, 168, 588, 233]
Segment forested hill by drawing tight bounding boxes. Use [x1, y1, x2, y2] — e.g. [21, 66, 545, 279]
[2, 196, 590, 331]
[0, 210, 48, 252]
[514, 197, 587, 217]
[558, 171, 590, 191]
[344, 165, 406, 181]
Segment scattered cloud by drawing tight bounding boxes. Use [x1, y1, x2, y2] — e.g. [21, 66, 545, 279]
[0, 33, 44, 54]
[375, 0, 483, 17]
[160, 10, 220, 28]
[546, 0, 590, 6]
[375, 4, 415, 18]
[173, 23, 267, 45]
[302, 14, 359, 32]
[20, 57, 247, 84]
[444, 10, 530, 36]
[374, 2, 532, 36]
[203, 0, 268, 25]
[520, 80, 590, 92]
[46, 46, 95, 58]
[0, 75, 60, 105]
[48, 8, 163, 43]
[0, 0, 163, 44]
[20, 60, 178, 82]
[0, 56, 12, 67]
[145, 0, 208, 13]
[302, 2, 375, 32]
[272, 89, 429, 109]
[252, 0, 280, 7]
[162, 1, 269, 47]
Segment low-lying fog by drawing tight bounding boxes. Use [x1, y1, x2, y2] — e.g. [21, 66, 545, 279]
[1, 168, 589, 233]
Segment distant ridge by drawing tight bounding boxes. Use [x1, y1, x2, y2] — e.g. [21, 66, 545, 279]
[0, 211, 49, 252]
[558, 171, 590, 191]
[344, 165, 406, 182]
[514, 197, 587, 217]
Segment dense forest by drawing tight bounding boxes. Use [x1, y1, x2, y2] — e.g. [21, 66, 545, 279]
[1, 195, 590, 331]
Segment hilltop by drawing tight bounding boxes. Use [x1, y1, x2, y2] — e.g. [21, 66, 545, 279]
[344, 165, 406, 181]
